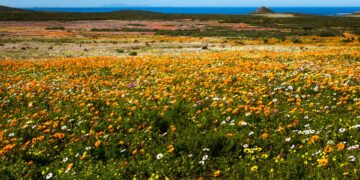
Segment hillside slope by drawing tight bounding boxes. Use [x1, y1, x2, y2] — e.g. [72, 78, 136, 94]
[0, 5, 28, 12]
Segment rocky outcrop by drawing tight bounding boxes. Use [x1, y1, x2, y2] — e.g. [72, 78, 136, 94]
[253, 6, 274, 14]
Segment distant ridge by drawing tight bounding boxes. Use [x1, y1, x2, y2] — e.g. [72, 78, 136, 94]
[252, 6, 274, 14]
[0, 5, 29, 12]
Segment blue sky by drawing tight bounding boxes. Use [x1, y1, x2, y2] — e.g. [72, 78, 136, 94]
[1, 0, 360, 8]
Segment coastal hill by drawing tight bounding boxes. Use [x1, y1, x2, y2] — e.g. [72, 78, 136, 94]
[0, 5, 28, 12]
[250, 6, 296, 17]
[252, 6, 274, 14]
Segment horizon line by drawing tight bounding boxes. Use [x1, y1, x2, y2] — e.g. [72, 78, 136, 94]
[21, 6, 360, 8]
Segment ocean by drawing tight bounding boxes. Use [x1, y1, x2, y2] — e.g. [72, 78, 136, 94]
[25, 7, 360, 16]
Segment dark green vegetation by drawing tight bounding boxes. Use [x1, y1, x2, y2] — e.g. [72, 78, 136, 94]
[0, 5, 29, 12]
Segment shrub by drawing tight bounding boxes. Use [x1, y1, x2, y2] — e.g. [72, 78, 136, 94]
[45, 26, 65, 30]
[129, 51, 137, 56]
[292, 38, 302, 43]
[115, 49, 125, 53]
[263, 38, 269, 44]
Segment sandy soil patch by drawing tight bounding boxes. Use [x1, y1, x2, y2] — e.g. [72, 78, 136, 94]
[253, 13, 295, 18]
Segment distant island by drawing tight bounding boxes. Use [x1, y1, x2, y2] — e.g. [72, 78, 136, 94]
[101, 4, 149, 7]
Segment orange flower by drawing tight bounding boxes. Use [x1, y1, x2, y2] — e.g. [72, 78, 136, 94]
[261, 133, 269, 139]
[53, 133, 65, 139]
[324, 146, 333, 154]
[170, 125, 176, 132]
[213, 119, 219, 124]
[38, 135, 45, 141]
[308, 135, 319, 144]
[168, 144, 175, 153]
[94, 141, 101, 148]
[42, 129, 50, 133]
[67, 163, 74, 170]
[132, 149, 137, 155]
[108, 125, 114, 131]
[337, 143, 345, 151]
[2, 144, 16, 152]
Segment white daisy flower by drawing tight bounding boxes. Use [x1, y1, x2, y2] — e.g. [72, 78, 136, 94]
[339, 128, 346, 133]
[156, 153, 163, 160]
[349, 155, 356, 162]
[46, 173, 53, 179]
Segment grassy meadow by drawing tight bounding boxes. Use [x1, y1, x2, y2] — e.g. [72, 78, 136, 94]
[0, 7, 359, 179]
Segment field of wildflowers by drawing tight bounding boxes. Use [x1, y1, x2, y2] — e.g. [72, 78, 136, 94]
[0, 48, 359, 179]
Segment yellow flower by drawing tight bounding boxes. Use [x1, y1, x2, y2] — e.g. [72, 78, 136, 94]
[244, 148, 254, 154]
[80, 152, 87, 160]
[231, 108, 239, 115]
[317, 158, 329, 167]
[251, 166, 258, 172]
[261, 153, 269, 159]
[213, 170, 221, 177]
